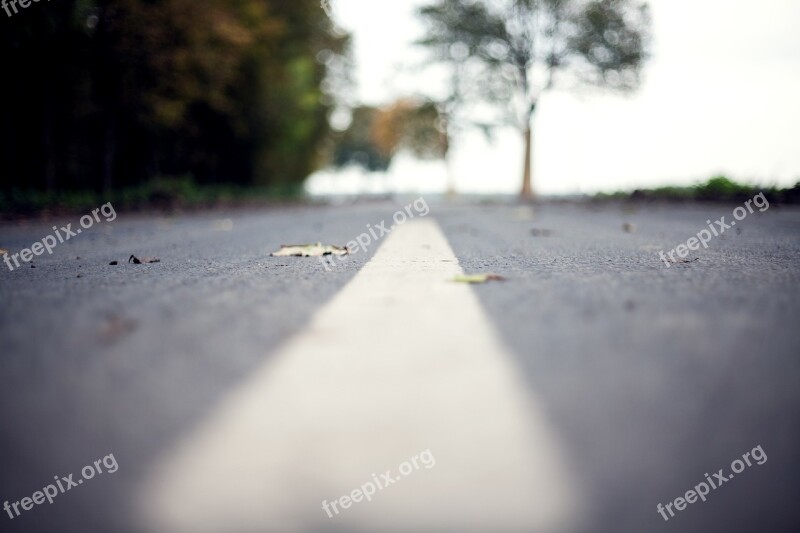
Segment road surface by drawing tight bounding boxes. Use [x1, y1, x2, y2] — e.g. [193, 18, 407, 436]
[1, 199, 798, 532]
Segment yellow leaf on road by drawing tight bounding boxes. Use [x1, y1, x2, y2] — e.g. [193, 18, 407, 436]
[270, 243, 349, 258]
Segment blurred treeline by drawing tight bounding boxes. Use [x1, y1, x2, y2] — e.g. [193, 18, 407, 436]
[594, 176, 800, 204]
[0, 0, 349, 208]
[332, 99, 446, 172]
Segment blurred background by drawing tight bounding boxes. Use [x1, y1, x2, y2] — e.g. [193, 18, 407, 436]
[1, 0, 799, 206]
[312, 0, 800, 196]
[2, 3, 800, 532]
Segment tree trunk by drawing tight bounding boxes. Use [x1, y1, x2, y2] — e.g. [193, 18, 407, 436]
[103, 114, 116, 194]
[442, 129, 456, 198]
[43, 95, 56, 193]
[519, 125, 534, 200]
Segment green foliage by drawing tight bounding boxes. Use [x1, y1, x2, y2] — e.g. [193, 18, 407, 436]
[329, 99, 447, 172]
[330, 107, 392, 172]
[417, 0, 651, 122]
[417, 0, 651, 196]
[596, 176, 800, 204]
[569, 0, 651, 88]
[0, 0, 350, 201]
[0, 175, 307, 215]
[693, 175, 756, 201]
[372, 100, 447, 160]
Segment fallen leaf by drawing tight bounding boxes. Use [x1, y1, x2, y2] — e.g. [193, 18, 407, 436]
[129, 255, 161, 264]
[270, 243, 349, 258]
[530, 228, 553, 237]
[670, 257, 699, 265]
[452, 273, 506, 284]
[623, 222, 636, 233]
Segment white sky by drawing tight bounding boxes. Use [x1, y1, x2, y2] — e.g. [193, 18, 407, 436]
[307, 0, 800, 195]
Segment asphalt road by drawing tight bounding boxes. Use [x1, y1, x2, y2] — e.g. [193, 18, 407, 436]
[1, 199, 798, 532]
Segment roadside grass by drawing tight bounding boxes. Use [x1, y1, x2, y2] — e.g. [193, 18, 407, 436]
[593, 176, 800, 205]
[0, 176, 309, 217]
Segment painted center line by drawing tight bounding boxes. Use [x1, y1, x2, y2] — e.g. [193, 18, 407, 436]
[137, 218, 583, 532]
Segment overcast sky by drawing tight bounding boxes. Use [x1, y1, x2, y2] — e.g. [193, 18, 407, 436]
[308, 0, 800, 195]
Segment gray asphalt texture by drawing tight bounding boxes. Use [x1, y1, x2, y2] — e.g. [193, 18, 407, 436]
[1, 199, 799, 533]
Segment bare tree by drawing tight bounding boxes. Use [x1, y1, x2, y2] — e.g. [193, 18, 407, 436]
[417, 0, 651, 199]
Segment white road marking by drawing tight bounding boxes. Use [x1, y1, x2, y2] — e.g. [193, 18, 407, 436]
[137, 218, 584, 532]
